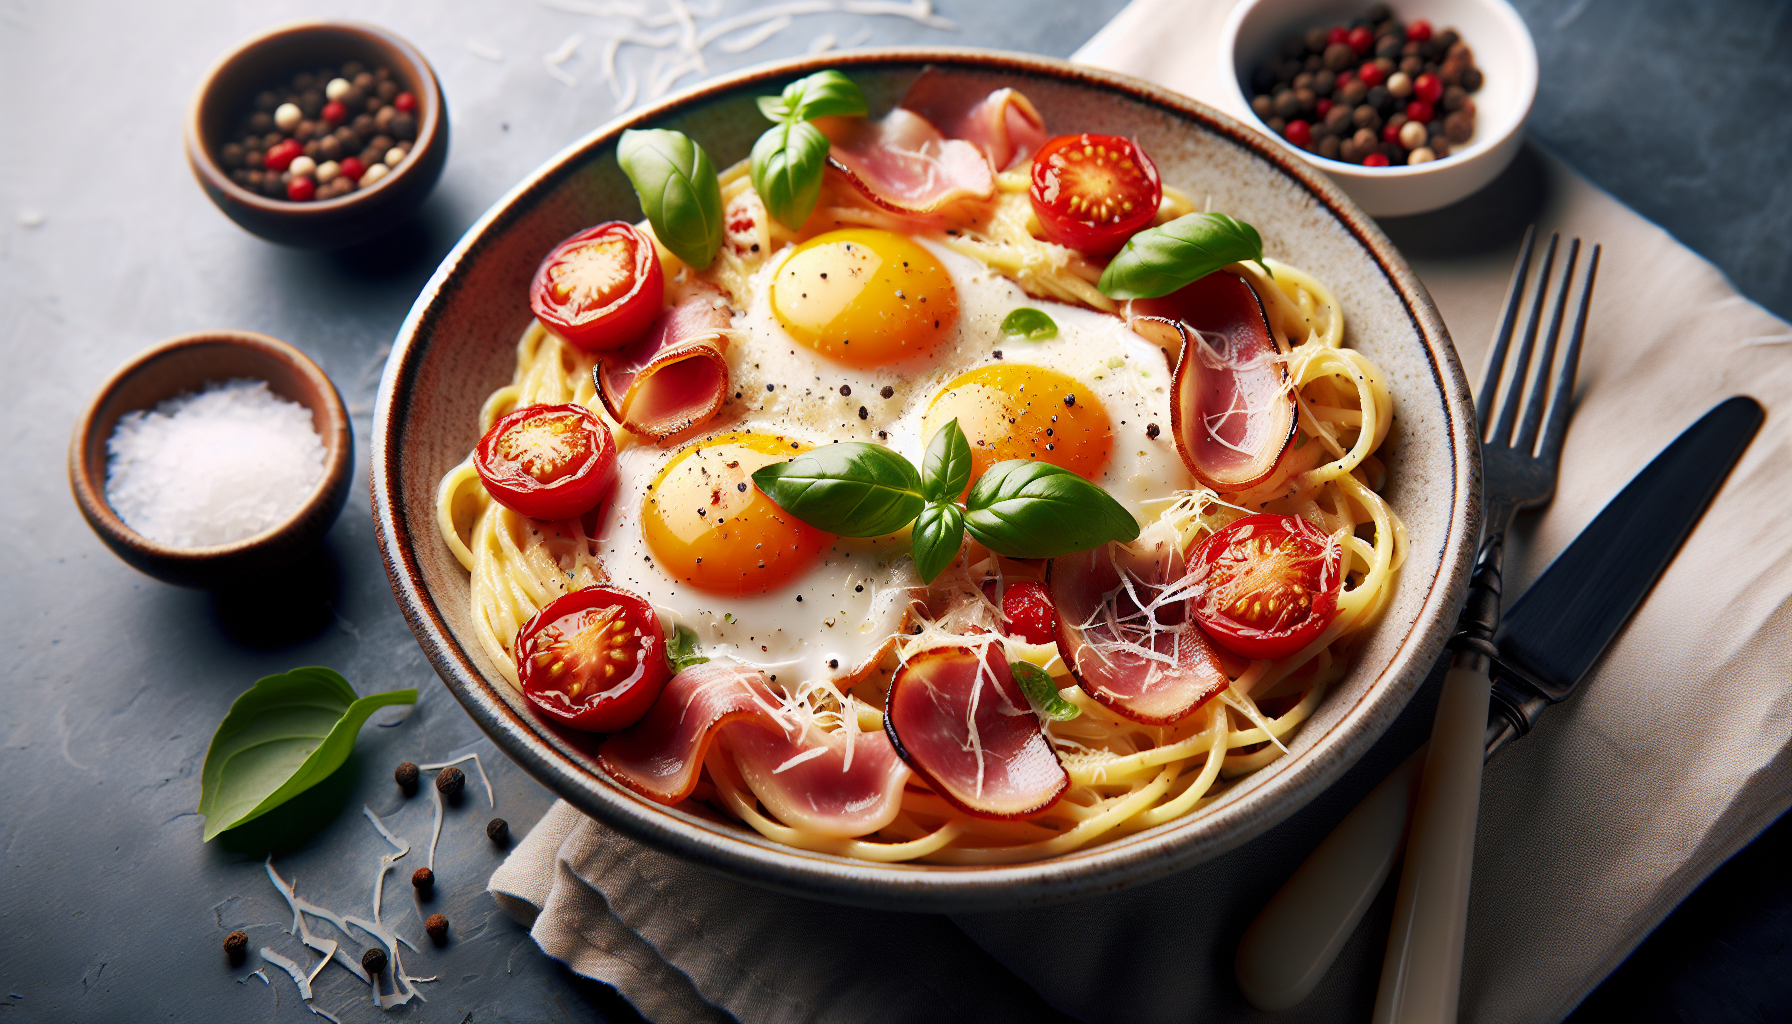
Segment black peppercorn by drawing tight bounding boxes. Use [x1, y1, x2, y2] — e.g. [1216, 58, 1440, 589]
[412, 866, 434, 890]
[1324, 104, 1353, 134]
[224, 930, 249, 966]
[1444, 111, 1474, 144]
[1312, 69, 1336, 95]
[221, 143, 245, 169]
[1251, 95, 1274, 120]
[352, 112, 377, 137]
[1460, 65, 1483, 91]
[395, 761, 419, 794]
[377, 79, 399, 102]
[389, 112, 417, 142]
[1374, 33, 1403, 59]
[436, 766, 466, 800]
[361, 947, 387, 976]
[1318, 135, 1342, 160]
[1272, 89, 1301, 119]
[248, 111, 274, 134]
[1145, 423, 1161, 440]
[1338, 80, 1368, 107]
[1322, 42, 1354, 72]
[1352, 104, 1381, 132]
[880, 385, 895, 399]
[487, 817, 511, 845]
[425, 914, 449, 944]
[1303, 26, 1328, 53]
[255, 90, 280, 112]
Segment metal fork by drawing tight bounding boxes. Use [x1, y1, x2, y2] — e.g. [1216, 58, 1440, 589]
[1233, 228, 1601, 1015]
[1372, 227, 1601, 1024]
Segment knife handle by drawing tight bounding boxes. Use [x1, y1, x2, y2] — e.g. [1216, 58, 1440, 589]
[1372, 659, 1494, 1024]
[1235, 744, 1426, 1010]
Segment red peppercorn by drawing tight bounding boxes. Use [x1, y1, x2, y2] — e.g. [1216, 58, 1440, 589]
[1357, 62, 1385, 88]
[287, 176, 316, 201]
[322, 100, 347, 125]
[1336, 68, 1356, 87]
[1406, 19, 1433, 43]
[1406, 100, 1436, 123]
[1413, 73, 1444, 105]
[339, 157, 365, 182]
[394, 92, 417, 113]
[1316, 97, 1334, 117]
[264, 140, 299, 172]
[1363, 152, 1391, 167]
[1327, 26, 1348, 45]
[1346, 26, 1374, 54]
[1382, 122, 1403, 144]
[1284, 119, 1312, 147]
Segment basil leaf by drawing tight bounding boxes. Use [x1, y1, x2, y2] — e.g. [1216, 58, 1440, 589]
[1011, 660, 1082, 721]
[667, 625, 710, 674]
[198, 668, 416, 841]
[750, 443, 925, 537]
[963, 460, 1140, 557]
[1000, 308, 1059, 341]
[757, 69, 867, 124]
[911, 501, 965, 584]
[617, 128, 724, 270]
[1096, 212, 1266, 300]
[750, 119, 830, 231]
[920, 419, 973, 504]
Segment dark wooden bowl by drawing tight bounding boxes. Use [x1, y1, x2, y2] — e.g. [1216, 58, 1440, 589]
[184, 21, 449, 249]
[69, 331, 353, 589]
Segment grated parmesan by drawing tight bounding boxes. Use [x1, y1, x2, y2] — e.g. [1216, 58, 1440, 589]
[104, 379, 326, 548]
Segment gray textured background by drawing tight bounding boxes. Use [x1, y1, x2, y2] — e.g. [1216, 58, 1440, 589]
[2, 1, 1787, 1022]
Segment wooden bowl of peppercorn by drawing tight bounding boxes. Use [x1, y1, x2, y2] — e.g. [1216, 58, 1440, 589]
[185, 21, 449, 249]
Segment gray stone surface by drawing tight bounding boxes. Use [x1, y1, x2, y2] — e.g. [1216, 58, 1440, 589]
[0, 1, 1784, 1022]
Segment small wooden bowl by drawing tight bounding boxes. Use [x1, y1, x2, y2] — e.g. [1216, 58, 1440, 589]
[185, 21, 449, 249]
[69, 332, 353, 589]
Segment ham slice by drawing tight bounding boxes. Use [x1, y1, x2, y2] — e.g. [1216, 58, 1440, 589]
[1047, 531, 1229, 725]
[1135, 272, 1296, 493]
[899, 70, 1048, 172]
[598, 661, 781, 804]
[822, 107, 995, 218]
[884, 645, 1068, 819]
[594, 290, 731, 440]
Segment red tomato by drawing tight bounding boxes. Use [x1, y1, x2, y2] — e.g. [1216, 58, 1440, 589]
[1186, 514, 1342, 661]
[1028, 133, 1162, 257]
[474, 403, 617, 521]
[515, 586, 668, 732]
[529, 222, 664, 352]
[984, 580, 1058, 645]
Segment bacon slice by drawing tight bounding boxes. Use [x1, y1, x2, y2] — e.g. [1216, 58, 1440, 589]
[900, 70, 1048, 172]
[884, 645, 1068, 819]
[822, 108, 995, 218]
[1047, 531, 1229, 725]
[1135, 272, 1296, 493]
[594, 290, 731, 440]
[725, 716, 909, 839]
[597, 661, 781, 804]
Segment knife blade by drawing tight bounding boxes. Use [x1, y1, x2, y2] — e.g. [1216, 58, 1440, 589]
[1235, 395, 1764, 1012]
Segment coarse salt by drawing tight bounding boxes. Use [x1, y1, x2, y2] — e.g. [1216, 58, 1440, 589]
[105, 379, 327, 548]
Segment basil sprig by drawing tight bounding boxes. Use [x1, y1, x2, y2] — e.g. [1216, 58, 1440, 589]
[618, 128, 724, 270]
[1011, 660, 1082, 721]
[1096, 212, 1268, 299]
[752, 421, 1139, 583]
[667, 625, 709, 674]
[1000, 308, 1059, 341]
[750, 69, 867, 229]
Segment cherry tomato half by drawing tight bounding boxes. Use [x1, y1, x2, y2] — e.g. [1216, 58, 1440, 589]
[1028, 133, 1162, 257]
[1186, 513, 1342, 661]
[985, 580, 1059, 645]
[529, 221, 664, 352]
[474, 403, 617, 521]
[516, 585, 669, 732]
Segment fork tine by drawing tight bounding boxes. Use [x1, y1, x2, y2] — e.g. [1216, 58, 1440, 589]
[1490, 232, 1559, 447]
[1476, 225, 1537, 432]
[1538, 244, 1600, 464]
[1515, 237, 1581, 454]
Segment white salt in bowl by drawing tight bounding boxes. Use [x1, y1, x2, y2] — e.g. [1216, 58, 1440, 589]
[69, 330, 353, 589]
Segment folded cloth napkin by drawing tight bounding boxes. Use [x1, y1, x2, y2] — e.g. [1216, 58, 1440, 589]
[491, 2, 1792, 1020]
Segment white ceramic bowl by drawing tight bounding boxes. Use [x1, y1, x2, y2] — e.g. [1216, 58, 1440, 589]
[1218, 0, 1537, 217]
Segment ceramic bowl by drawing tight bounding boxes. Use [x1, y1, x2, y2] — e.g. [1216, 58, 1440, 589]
[1218, 0, 1537, 217]
[185, 21, 449, 249]
[70, 331, 353, 589]
[371, 49, 1480, 912]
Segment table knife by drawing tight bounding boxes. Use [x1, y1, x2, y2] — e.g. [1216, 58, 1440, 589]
[1234, 395, 1764, 1012]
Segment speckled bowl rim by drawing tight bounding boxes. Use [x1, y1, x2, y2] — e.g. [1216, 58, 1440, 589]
[372, 47, 1480, 913]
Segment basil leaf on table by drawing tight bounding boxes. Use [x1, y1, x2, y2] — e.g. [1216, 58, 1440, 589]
[667, 625, 710, 674]
[920, 419, 973, 504]
[617, 128, 724, 270]
[1096, 212, 1267, 300]
[911, 501, 965, 584]
[964, 460, 1140, 557]
[751, 443, 925, 537]
[756, 69, 867, 124]
[1000, 308, 1059, 341]
[197, 668, 416, 841]
[1011, 660, 1082, 721]
[750, 119, 831, 231]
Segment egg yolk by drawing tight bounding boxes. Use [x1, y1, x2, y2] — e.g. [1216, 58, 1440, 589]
[642, 432, 831, 595]
[923, 364, 1113, 491]
[770, 228, 958, 368]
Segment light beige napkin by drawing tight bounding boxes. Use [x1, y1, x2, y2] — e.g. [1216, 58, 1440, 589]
[491, 2, 1792, 1021]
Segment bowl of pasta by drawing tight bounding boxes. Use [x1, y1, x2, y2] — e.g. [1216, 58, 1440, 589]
[372, 49, 1479, 911]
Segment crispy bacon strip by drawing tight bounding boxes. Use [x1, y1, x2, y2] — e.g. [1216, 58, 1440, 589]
[598, 662, 781, 804]
[1048, 533, 1229, 725]
[725, 716, 910, 839]
[884, 645, 1068, 819]
[900, 70, 1048, 172]
[594, 290, 731, 440]
[821, 107, 995, 218]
